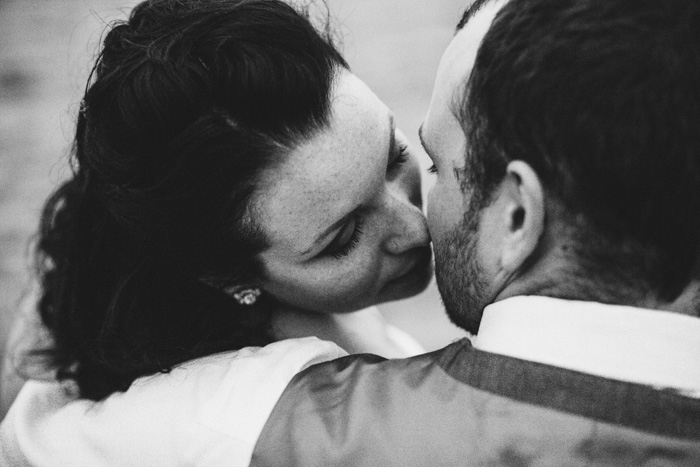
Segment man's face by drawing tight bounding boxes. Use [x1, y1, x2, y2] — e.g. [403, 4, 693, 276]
[420, 0, 505, 334]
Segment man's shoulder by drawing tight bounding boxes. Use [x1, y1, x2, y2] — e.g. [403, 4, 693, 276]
[262, 337, 476, 422]
[250, 339, 495, 466]
[282, 338, 471, 401]
[251, 338, 700, 467]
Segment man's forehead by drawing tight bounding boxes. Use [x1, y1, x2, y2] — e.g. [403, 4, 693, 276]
[457, 0, 500, 31]
[422, 0, 506, 153]
[449, 0, 505, 66]
[438, 0, 506, 114]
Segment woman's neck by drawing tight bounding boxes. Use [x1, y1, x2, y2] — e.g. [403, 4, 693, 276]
[269, 306, 422, 358]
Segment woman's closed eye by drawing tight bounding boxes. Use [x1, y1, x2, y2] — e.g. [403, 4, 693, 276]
[427, 164, 437, 174]
[321, 215, 365, 259]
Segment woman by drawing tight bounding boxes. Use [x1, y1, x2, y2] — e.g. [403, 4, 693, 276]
[1, 0, 432, 464]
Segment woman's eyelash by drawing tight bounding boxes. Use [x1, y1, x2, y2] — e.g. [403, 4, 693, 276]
[427, 164, 437, 174]
[331, 217, 364, 259]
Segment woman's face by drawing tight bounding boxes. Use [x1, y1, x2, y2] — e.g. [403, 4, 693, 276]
[254, 71, 433, 314]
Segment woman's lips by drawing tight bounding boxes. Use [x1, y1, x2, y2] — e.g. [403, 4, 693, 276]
[390, 246, 434, 285]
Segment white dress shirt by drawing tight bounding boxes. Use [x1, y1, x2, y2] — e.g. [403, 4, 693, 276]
[473, 295, 700, 396]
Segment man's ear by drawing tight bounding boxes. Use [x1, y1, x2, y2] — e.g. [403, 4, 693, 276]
[498, 160, 544, 272]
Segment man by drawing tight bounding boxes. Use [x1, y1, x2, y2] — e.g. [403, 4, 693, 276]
[250, 0, 700, 465]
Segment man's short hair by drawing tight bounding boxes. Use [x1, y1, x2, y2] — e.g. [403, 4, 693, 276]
[457, 0, 700, 301]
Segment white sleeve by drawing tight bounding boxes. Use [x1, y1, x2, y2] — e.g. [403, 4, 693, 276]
[0, 337, 347, 467]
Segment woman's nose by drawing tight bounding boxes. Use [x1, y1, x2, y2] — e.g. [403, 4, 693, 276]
[382, 193, 431, 255]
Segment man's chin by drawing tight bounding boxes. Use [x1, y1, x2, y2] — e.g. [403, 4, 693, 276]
[444, 303, 483, 336]
[435, 258, 487, 335]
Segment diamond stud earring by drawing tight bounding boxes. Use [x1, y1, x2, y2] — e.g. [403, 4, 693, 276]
[232, 287, 261, 306]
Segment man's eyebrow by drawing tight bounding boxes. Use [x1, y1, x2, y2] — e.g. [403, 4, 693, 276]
[418, 124, 433, 159]
[387, 114, 396, 166]
[457, 0, 493, 31]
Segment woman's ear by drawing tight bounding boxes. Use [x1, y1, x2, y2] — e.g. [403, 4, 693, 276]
[498, 160, 545, 272]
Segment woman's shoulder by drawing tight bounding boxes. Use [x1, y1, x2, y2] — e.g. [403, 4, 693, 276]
[0, 338, 346, 467]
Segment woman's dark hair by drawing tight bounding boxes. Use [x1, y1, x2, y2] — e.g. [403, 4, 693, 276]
[30, 0, 348, 400]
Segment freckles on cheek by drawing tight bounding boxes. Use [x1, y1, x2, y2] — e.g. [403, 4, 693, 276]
[300, 262, 369, 295]
[290, 264, 379, 312]
[330, 260, 375, 290]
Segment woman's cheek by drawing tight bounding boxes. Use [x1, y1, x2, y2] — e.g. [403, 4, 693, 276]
[331, 246, 383, 297]
[297, 262, 381, 312]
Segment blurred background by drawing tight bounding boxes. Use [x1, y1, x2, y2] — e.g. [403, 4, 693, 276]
[0, 0, 468, 394]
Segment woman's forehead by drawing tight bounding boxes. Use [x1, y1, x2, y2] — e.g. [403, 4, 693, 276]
[255, 72, 392, 254]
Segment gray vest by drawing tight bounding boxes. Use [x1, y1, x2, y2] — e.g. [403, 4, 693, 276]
[251, 339, 700, 466]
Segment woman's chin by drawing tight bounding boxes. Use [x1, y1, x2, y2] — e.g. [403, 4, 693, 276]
[378, 251, 434, 304]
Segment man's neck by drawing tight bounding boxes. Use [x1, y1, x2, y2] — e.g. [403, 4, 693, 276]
[501, 214, 700, 316]
[497, 262, 700, 318]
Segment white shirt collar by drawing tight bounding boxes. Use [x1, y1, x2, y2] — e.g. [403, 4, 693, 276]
[473, 295, 700, 395]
